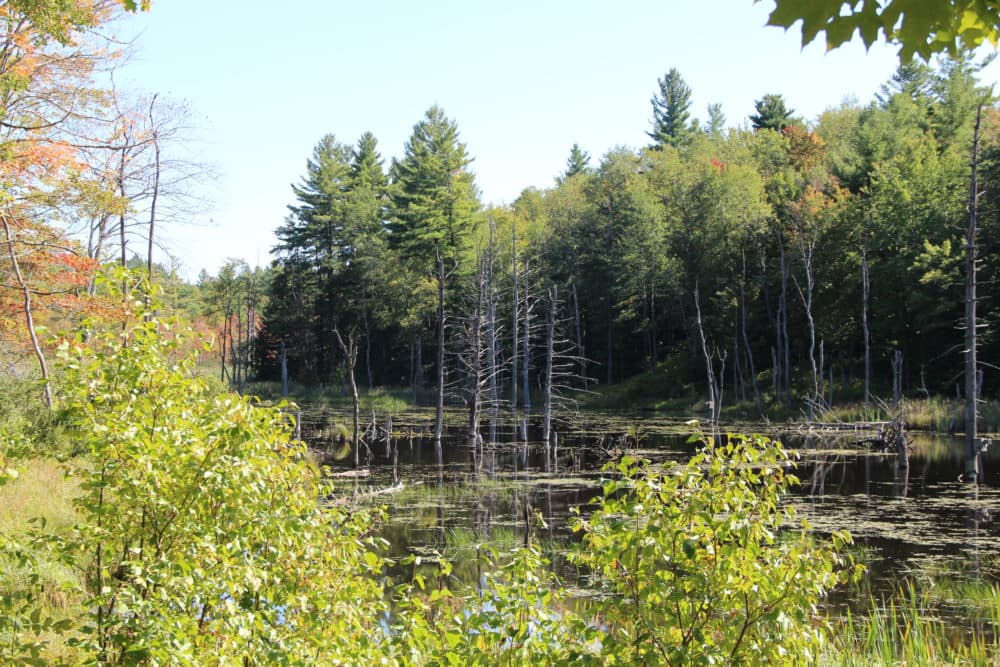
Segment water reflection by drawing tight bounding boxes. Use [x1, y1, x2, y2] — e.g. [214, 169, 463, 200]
[304, 408, 999, 589]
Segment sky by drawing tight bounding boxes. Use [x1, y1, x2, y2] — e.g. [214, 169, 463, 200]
[113, 1, 1000, 281]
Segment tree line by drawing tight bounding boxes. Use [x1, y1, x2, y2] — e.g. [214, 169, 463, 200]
[255, 55, 998, 420]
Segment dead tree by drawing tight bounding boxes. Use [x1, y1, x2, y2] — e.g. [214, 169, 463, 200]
[454, 245, 504, 447]
[861, 224, 872, 408]
[694, 285, 718, 422]
[541, 284, 591, 444]
[965, 103, 985, 484]
[740, 248, 760, 410]
[333, 328, 362, 467]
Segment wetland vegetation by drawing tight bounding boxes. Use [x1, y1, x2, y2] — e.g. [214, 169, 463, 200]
[4, 1, 1000, 664]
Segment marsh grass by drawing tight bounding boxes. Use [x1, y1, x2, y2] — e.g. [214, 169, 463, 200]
[824, 588, 1000, 666]
[243, 381, 422, 415]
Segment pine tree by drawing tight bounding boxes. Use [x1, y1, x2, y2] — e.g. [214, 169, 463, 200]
[564, 142, 591, 179]
[390, 106, 480, 442]
[390, 105, 479, 265]
[705, 103, 726, 137]
[647, 68, 693, 148]
[750, 94, 795, 132]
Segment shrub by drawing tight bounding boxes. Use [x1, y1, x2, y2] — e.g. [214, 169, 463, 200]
[569, 432, 860, 666]
[49, 300, 391, 664]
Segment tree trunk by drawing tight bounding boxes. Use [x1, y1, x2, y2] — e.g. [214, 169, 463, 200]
[741, 249, 760, 409]
[965, 104, 983, 483]
[334, 329, 361, 467]
[571, 281, 586, 389]
[145, 94, 160, 286]
[778, 230, 791, 406]
[280, 340, 288, 397]
[861, 234, 871, 408]
[2, 214, 53, 408]
[694, 285, 716, 422]
[522, 281, 532, 412]
[511, 222, 519, 410]
[543, 286, 557, 444]
[435, 254, 446, 443]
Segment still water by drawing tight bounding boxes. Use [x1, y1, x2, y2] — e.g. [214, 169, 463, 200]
[302, 408, 1000, 589]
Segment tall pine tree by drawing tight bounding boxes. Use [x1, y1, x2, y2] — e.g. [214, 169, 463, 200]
[390, 106, 480, 441]
[648, 68, 694, 148]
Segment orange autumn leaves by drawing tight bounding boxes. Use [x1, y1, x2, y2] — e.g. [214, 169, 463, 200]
[0, 1, 124, 367]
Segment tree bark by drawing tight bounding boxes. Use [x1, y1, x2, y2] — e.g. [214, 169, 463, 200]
[965, 104, 983, 483]
[334, 329, 361, 467]
[145, 94, 160, 284]
[511, 222, 519, 410]
[543, 286, 557, 444]
[740, 249, 760, 409]
[572, 281, 586, 389]
[694, 285, 716, 423]
[435, 254, 446, 443]
[2, 214, 53, 408]
[861, 232, 871, 408]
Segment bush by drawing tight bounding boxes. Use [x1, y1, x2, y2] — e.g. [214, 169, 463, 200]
[569, 432, 860, 666]
[1, 284, 859, 664]
[44, 301, 390, 664]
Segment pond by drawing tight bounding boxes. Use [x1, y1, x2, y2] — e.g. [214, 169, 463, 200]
[299, 407, 1000, 597]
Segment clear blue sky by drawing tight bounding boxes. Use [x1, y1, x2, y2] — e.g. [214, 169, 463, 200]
[114, 1, 1000, 280]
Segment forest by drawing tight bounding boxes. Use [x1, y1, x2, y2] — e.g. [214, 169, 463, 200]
[246, 56, 999, 423]
[4, 0, 1000, 665]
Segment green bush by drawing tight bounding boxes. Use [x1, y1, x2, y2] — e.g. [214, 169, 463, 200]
[569, 433, 861, 666]
[40, 301, 390, 664]
[0, 283, 859, 664]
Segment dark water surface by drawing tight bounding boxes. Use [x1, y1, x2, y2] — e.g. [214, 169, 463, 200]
[301, 407, 1000, 591]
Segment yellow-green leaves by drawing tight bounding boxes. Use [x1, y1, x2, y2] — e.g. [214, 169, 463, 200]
[760, 0, 1000, 61]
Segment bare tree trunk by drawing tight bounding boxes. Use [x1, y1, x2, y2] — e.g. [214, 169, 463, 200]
[486, 220, 498, 412]
[511, 222, 519, 410]
[798, 239, 819, 417]
[543, 286, 557, 444]
[571, 281, 586, 389]
[694, 285, 716, 423]
[650, 288, 658, 368]
[2, 214, 53, 408]
[778, 230, 791, 406]
[522, 281, 532, 413]
[965, 104, 983, 483]
[435, 254, 446, 443]
[334, 329, 361, 467]
[861, 233, 871, 408]
[363, 304, 373, 391]
[468, 260, 484, 444]
[741, 249, 760, 409]
[145, 94, 160, 283]
[280, 340, 288, 397]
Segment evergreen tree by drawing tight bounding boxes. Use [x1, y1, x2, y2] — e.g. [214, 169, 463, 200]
[648, 68, 694, 148]
[563, 142, 591, 179]
[705, 103, 726, 137]
[390, 105, 480, 265]
[750, 94, 795, 132]
[390, 105, 480, 441]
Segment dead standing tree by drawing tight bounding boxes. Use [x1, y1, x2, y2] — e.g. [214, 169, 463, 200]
[965, 103, 986, 484]
[333, 327, 362, 467]
[541, 284, 592, 445]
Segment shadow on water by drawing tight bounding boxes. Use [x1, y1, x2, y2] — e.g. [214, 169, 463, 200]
[301, 407, 998, 596]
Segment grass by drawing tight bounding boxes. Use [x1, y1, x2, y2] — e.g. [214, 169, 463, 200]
[0, 457, 85, 663]
[823, 588, 1000, 666]
[242, 381, 421, 415]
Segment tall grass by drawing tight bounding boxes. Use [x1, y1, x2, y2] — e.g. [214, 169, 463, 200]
[825, 583, 1000, 666]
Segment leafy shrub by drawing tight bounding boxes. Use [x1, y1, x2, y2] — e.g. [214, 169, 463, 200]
[569, 432, 860, 666]
[1, 283, 859, 664]
[49, 300, 391, 664]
